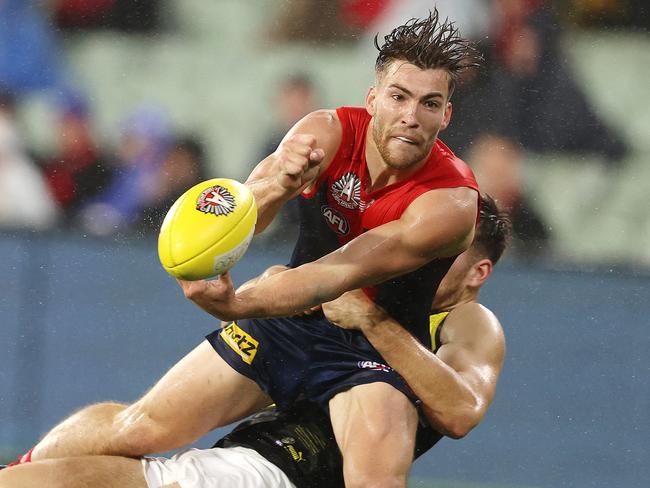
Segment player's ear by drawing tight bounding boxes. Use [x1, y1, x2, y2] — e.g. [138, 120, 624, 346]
[366, 86, 377, 116]
[440, 101, 453, 131]
[468, 258, 492, 287]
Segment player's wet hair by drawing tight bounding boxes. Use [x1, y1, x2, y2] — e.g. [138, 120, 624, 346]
[374, 9, 482, 98]
[473, 195, 512, 265]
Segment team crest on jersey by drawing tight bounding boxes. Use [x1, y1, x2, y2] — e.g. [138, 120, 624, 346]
[331, 172, 361, 209]
[357, 361, 393, 373]
[321, 205, 349, 235]
[196, 185, 236, 216]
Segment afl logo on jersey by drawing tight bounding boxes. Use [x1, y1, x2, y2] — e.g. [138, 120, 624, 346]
[331, 172, 361, 209]
[321, 205, 349, 235]
[196, 185, 236, 217]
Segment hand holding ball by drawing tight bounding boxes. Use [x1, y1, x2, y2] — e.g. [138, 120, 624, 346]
[158, 178, 256, 280]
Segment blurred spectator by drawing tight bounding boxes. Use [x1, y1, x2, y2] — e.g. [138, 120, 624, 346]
[0, 88, 59, 230]
[370, 0, 492, 41]
[0, 0, 68, 94]
[79, 104, 172, 236]
[54, 0, 164, 33]
[565, 0, 649, 29]
[436, 0, 629, 256]
[257, 74, 319, 239]
[137, 135, 207, 234]
[40, 90, 115, 225]
[258, 73, 319, 160]
[266, 0, 392, 44]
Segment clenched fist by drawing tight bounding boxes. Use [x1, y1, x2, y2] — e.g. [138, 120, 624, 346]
[275, 134, 324, 192]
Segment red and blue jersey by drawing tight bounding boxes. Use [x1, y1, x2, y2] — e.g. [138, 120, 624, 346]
[289, 106, 478, 344]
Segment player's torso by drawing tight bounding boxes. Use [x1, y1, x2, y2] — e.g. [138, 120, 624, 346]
[290, 107, 478, 345]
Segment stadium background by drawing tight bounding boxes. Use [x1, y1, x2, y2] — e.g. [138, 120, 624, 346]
[1, 1, 648, 487]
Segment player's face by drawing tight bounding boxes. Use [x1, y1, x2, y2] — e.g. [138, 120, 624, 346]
[366, 61, 452, 169]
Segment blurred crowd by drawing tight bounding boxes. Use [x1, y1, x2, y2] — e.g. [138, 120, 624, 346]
[0, 85, 207, 236]
[1, 0, 643, 259]
[0, 0, 200, 237]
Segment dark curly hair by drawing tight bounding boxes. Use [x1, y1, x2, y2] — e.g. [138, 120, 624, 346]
[374, 9, 482, 97]
[473, 194, 512, 264]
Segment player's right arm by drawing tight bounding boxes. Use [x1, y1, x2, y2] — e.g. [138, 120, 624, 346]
[179, 186, 477, 320]
[245, 110, 341, 233]
[323, 292, 505, 439]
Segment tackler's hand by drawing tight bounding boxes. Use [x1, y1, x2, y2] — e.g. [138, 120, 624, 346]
[322, 290, 388, 332]
[276, 134, 324, 192]
[177, 272, 239, 321]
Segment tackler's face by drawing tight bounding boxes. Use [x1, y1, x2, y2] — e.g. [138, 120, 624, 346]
[366, 61, 452, 170]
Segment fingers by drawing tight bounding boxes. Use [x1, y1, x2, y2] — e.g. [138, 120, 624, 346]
[309, 148, 325, 166]
[278, 134, 324, 177]
[301, 304, 323, 316]
[177, 278, 208, 300]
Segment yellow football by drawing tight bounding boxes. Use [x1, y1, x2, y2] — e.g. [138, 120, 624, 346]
[158, 178, 257, 280]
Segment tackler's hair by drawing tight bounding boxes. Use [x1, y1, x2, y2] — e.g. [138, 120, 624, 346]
[473, 195, 512, 265]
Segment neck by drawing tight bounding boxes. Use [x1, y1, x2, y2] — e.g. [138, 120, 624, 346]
[433, 289, 479, 313]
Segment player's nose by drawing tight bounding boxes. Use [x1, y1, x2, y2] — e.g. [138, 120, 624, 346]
[400, 102, 420, 128]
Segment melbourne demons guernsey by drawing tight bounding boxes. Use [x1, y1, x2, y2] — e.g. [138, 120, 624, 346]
[289, 106, 479, 345]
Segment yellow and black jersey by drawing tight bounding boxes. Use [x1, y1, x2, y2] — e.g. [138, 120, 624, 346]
[429, 311, 450, 353]
[412, 311, 450, 459]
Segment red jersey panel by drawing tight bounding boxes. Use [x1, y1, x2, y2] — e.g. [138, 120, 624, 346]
[303, 106, 478, 244]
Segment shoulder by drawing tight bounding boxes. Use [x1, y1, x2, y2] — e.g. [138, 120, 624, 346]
[296, 109, 341, 135]
[290, 109, 342, 158]
[443, 302, 505, 351]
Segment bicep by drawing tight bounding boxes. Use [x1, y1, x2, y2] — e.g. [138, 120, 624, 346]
[435, 343, 502, 407]
[435, 309, 506, 408]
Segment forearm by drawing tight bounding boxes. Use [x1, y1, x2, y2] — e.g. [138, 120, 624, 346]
[244, 159, 293, 234]
[228, 262, 347, 319]
[362, 317, 482, 438]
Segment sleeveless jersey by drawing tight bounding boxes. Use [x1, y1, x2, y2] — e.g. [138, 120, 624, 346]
[290, 106, 478, 345]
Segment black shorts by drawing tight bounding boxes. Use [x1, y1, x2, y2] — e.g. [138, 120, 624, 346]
[206, 313, 418, 410]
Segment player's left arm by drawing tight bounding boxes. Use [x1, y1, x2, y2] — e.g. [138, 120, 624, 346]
[179, 186, 478, 320]
[324, 294, 505, 439]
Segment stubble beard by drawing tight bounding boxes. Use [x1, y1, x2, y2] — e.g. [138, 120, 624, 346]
[372, 118, 433, 170]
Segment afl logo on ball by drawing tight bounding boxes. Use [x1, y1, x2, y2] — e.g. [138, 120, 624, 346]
[331, 172, 361, 209]
[196, 185, 236, 217]
[321, 205, 349, 235]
